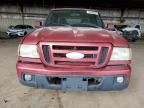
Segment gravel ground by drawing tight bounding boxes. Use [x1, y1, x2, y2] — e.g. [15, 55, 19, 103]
[0, 38, 144, 108]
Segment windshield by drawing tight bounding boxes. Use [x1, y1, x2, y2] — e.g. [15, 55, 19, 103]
[14, 25, 27, 29]
[115, 25, 129, 30]
[45, 10, 104, 28]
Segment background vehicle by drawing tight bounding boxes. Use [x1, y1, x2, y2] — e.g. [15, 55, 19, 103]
[7, 25, 34, 38]
[116, 24, 141, 42]
[17, 8, 132, 91]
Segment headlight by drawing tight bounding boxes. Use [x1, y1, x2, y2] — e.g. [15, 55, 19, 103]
[110, 47, 132, 60]
[18, 44, 40, 58]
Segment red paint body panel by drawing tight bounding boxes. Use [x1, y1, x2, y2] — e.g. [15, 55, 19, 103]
[17, 9, 131, 90]
[22, 27, 129, 47]
[17, 26, 131, 79]
[18, 57, 131, 66]
[17, 63, 131, 80]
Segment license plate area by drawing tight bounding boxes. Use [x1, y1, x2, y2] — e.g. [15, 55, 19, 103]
[10, 33, 17, 35]
[47, 76, 102, 91]
[62, 77, 88, 91]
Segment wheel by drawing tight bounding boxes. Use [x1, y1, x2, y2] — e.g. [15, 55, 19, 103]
[132, 30, 139, 39]
[24, 32, 27, 36]
[131, 38, 136, 42]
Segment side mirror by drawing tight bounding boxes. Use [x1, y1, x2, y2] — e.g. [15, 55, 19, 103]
[105, 23, 116, 30]
[34, 21, 42, 28]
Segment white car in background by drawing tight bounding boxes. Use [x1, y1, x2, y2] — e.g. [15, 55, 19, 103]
[116, 24, 141, 42]
[7, 25, 35, 38]
[122, 25, 141, 38]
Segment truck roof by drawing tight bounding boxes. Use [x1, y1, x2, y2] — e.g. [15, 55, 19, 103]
[51, 8, 98, 12]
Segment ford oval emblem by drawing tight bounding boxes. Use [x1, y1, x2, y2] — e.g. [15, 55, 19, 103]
[66, 52, 84, 59]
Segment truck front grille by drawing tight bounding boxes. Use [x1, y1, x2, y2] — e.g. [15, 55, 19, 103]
[39, 42, 112, 68]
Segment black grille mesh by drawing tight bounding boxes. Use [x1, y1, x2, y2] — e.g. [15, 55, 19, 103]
[42, 45, 50, 63]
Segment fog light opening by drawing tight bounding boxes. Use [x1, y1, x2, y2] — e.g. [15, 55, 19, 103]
[116, 76, 124, 83]
[24, 74, 32, 81]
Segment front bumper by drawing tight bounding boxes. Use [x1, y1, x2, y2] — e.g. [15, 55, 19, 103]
[17, 63, 131, 91]
[7, 31, 24, 36]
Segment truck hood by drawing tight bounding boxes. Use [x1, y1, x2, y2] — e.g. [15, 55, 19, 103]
[23, 27, 129, 47]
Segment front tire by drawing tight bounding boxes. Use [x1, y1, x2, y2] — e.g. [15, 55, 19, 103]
[131, 38, 136, 42]
[24, 32, 27, 36]
[132, 30, 139, 40]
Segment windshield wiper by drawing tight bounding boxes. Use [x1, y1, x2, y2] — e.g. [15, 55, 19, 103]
[46, 23, 101, 28]
[71, 23, 101, 28]
[46, 23, 72, 27]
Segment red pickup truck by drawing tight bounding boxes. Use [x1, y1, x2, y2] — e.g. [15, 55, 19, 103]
[17, 8, 132, 91]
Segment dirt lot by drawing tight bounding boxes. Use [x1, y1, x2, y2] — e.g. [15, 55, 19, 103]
[0, 38, 144, 108]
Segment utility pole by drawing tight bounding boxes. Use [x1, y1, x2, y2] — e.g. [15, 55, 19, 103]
[120, 8, 125, 23]
[17, 0, 24, 25]
[138, 9, 141, 24]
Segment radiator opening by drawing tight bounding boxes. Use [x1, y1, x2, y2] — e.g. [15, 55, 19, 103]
[53, 53, 96, 58]
[53, 45, 98, 51]
[54, 61, 95, 66]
